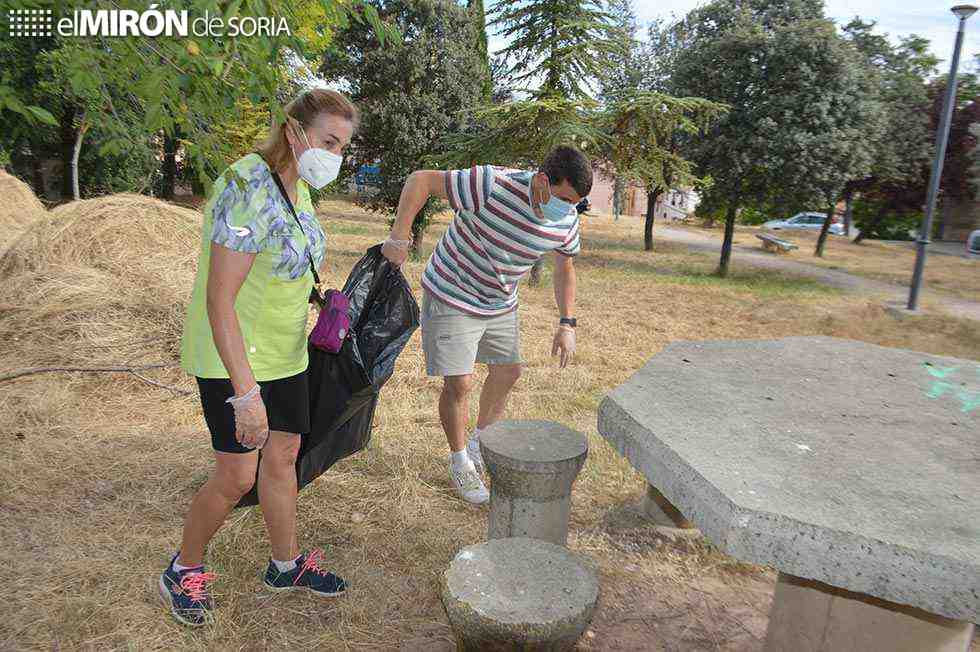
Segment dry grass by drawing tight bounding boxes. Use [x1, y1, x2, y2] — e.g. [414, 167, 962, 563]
[678, 221, 980, 303]
[0, 170, 47, 251]
[1, 197, 978, 651]
[0, 193, 200, 376]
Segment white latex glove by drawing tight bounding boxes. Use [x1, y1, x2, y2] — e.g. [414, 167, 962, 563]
[226, 386, 269, 450]
[381, 237, 411, 266]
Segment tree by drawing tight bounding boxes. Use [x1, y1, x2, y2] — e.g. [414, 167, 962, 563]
[757, 20, 879, 257]
[445, 0, 726, 263]
[322, 0, 487, 257]
[0, 33, 77, 198]
[490, 0, 620, 99]
[841, 22, 934, 241]
[438, 96, 606, 171]
[672, 13, 772, 275]
[631, 16, 704, 250]
[0, 0, 395, 199]
[598, 0, 649, 103]
[598, 93, 727, 250]
[468, 0, 494, 101]
[597, 0, 645, 226]
[672, 0, 878, 273]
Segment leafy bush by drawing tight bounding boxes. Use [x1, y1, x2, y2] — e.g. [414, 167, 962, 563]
[77, 124, 161, 198]
[853, 198, 919, 241]
[736, 206, 769, 225]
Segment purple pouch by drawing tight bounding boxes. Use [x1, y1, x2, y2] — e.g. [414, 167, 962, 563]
[310, 289, 351, 353]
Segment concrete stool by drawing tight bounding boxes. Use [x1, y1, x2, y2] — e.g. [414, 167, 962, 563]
[441, 537, 599, 651]
[481, 420, 588, 546]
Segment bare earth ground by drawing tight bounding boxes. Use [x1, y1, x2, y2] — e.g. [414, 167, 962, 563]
[1, 198, 978, 651]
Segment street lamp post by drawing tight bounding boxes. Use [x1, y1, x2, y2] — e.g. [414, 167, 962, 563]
[908, 4, 978, 311]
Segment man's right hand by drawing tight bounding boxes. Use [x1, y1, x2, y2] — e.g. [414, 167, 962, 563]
[231, 390, 270, 449]
[382, 238, 410, 266]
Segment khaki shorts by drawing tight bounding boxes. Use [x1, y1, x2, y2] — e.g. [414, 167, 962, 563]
[420, 291, 522, 377]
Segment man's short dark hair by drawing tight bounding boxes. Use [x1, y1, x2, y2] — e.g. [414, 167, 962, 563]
[541, 145, 592, 198]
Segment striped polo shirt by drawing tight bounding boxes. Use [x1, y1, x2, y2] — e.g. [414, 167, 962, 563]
[421, 165, 581, 317]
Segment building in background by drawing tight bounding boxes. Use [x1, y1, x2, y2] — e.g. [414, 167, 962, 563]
[588, 172, 698, 221]
[939, 199, 980, 242]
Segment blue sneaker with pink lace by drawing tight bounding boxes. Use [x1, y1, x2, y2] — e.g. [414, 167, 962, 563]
[263, 548, 347, 597]
[159, 553, 216, 627]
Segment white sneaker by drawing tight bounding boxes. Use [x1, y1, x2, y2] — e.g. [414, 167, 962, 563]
[450, 461, 489, 504]
[466, 436, 485, 474]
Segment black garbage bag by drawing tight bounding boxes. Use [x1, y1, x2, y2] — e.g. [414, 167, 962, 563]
[237, 245, 419, 508]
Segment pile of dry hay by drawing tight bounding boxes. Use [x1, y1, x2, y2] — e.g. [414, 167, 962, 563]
[0, 193, 202, 374]
[0, 170, 46, 251]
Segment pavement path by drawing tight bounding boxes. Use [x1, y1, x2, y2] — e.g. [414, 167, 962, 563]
[654, 226, 980, 321]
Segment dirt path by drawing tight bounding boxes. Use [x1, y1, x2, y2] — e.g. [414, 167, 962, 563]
[655, 227, 980, 321]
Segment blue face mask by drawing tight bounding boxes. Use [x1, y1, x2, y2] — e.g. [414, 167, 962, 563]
[540, 195, 575, 221]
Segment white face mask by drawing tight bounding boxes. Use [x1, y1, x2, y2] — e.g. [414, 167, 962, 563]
[292, 127, 343, 189]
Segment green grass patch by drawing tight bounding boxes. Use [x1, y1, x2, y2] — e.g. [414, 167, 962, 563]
[575, 252, 841, 298]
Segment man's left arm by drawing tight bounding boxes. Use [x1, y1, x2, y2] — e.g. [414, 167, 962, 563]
[551, 252, 577, 369]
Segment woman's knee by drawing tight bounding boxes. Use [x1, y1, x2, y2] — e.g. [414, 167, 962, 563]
[212, 454, 257, 498]
[261, 432, 301, 472]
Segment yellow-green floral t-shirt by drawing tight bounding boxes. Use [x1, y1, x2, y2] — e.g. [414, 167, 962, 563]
[180, 153, 326, 381]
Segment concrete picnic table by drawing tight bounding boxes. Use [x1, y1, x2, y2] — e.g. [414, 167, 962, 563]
[597, 336, 979, 652]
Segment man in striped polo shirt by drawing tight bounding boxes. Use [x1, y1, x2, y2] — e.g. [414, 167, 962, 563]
[382, 145, 591, 504]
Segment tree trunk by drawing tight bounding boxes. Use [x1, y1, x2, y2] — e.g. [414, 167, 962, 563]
[717, 203, 738, 277]
[814, 201, 836, 257]
[71, 112, 89, 201]
[613, 177, 623, 221]
[843, 188, 854, 238]
[161, 130, 179, 200]
[937, 199, 953, 241]
[528, 257, 544, 286]
[644, 188, 661, 251]
[59, 103, 77, 199]
[410, 220, 425, 260]
[31, 158, 46, 200]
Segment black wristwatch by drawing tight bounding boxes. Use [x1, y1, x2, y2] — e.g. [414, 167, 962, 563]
[559, 317, 577, 328]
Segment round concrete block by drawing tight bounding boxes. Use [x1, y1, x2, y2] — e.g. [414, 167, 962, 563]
[481, 420, 588, 546]
[441, 538, 599, 652]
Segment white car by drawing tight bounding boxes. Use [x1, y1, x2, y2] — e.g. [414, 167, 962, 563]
[763, 212, 845, 236]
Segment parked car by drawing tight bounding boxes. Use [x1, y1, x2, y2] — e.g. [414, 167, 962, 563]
[354, 164, 381, 190]
[763, 211, 845, 236]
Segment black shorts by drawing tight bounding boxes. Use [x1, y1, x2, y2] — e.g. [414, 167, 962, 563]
[196, 370, 310, 454]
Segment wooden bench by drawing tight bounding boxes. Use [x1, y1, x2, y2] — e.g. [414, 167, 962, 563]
[757, 233, 798, 254]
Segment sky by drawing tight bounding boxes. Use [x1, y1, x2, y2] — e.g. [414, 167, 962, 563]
[488, 1, 980, 75]
[634, 1, 977, 68]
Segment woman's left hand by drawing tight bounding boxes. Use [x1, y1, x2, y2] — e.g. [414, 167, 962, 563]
[382, 237, 410, 267]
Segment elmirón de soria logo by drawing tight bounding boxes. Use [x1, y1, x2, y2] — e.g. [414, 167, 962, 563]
[5, 4, 292, 38]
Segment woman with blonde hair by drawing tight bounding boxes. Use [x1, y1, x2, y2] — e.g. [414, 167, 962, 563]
[160, 89, 358, 627]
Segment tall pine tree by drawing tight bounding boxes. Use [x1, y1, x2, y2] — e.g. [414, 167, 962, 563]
[468, 0, 494, 101]
[490, 0, 619, 99]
